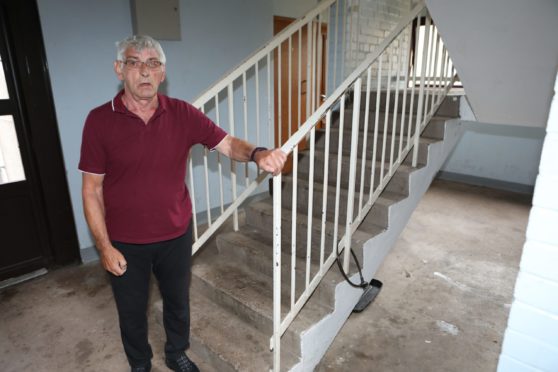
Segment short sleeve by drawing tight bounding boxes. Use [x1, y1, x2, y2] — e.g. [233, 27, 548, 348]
[78, 112, 106, 175]
[187, 104, 228, 150]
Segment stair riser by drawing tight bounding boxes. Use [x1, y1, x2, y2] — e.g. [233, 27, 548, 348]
[191, 274, 301, 358]
[245, 205, 364, 266]
[296, 144, 427, 191]
[280, 180, 390, 228]
[354, 91, 460, 117]
[314, 129, 422, 159]
[333, 112, 415, 137]
[332, 113, 446, 139]
[217, 234, 335, 307]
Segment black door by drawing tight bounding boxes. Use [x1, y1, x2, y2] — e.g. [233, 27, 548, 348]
[0, 0, 79, 280]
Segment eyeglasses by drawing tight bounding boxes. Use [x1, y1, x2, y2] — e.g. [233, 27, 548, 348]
[121, 59, 163, 69]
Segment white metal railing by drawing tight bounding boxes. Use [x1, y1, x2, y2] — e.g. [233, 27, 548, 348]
[271, 2, 457, 370]
[188, 0, 358, 254]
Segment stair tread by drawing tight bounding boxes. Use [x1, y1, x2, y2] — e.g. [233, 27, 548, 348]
[218, 228, 336, 281]
[249, 199, 382, 241]
[187, 289, 299, 372]
[192, 252, 333, 336]
[282, 174, 407, 205]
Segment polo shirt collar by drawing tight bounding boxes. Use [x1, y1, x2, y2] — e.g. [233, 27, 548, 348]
[111, 90, 168, 117]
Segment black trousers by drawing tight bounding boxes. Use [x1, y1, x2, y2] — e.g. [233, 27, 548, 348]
[110, 224, 193, 367]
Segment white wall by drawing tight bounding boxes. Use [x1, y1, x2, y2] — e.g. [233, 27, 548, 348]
[498, 75, 558, 372]
[37, 0, 273, 250]
[426, 0, 558, 128]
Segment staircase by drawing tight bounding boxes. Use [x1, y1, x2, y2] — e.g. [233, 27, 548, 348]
[153, 91, 463, 371]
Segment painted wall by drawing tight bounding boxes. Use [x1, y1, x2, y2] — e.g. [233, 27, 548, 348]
[426, 0, 558, 128]
[272, 0, 317, 18]
[498, 75, 558, 372]
[440, 98, 545, 191]
[37, 0, 273, 250]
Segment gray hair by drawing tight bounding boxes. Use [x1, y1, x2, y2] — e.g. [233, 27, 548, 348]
[115, 35, 166, 64]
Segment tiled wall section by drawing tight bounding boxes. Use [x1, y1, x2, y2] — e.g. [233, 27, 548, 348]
[498, 75, 558, 371]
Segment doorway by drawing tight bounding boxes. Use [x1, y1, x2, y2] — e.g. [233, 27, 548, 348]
[0, 0, 79, 281]
[273, 16, 328, 172]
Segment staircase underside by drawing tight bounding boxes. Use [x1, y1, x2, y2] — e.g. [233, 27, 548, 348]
[153, 94, 464, 371]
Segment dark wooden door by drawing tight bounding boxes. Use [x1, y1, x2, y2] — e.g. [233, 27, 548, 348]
[0, 0, 79, 280]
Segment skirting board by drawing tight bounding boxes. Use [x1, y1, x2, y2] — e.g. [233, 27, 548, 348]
[436, 171, 534, 195]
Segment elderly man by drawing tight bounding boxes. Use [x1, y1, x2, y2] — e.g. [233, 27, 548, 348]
[79, 35, 286, 372]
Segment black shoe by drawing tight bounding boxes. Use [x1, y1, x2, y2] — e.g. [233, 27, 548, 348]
[131, 362, 151, 372]
[165, 353, 200, 372]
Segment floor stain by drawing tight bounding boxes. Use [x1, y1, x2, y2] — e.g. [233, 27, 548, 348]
[75, 339, 94, 364]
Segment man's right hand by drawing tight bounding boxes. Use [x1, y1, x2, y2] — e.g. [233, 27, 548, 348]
[99, 245, 128, 276]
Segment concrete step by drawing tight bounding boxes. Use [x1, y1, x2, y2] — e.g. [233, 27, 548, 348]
[332, 111, 451, 139]
[280, 175, 406, 229]
[313, 128, 435, 161]
[216, 228, 341, 306]
[351, 90, 460, 117]
[191, 253, 333, 360]
[186, 289, 299, 372]
[295, 143, 431, 194]
[245, 199, 382, 258]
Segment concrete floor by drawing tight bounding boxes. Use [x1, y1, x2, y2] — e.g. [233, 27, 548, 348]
[0, 179, 531, 372]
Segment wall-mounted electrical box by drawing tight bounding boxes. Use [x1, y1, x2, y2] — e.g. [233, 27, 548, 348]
[131, 0, 181, 41]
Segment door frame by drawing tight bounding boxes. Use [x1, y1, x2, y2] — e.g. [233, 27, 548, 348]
[0, 0, 79, 278]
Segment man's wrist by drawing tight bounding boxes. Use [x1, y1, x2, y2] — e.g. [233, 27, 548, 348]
[250, 147, 268, 162]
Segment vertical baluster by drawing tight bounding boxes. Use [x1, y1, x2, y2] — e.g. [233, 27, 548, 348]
[267, 53, 272, 147]
[272, 173, 282, 372]
[437, 47, 447, 106]
[188, 155, 198, 241]
[323, 7, 330, 96]
[380, 49, 393, 183]
[291, 142, 298, 310]
[305, 126, 316, 289]
[311, 19, 317, 114]
[319, 110, 332, 267]
[390, 38, 403, 176]
[255, 61, 260, 148]
[243, 72, 249, 187]
[358, 66, 372, 218]
[332, 95, 346, 256]
[341, 0, 347, 81]
[412, 15, 431, 167]
[201, 105, 212, 227]
[288, 36, 293, 138]
[227, 83, 238, 230]
[316, 12, 324, 111]
[214, 95, 225, 215]
[369, 55, 382, 202]
[347, 0, 354, 76]
[424, 23, 436, 118]
[428, 31, 440, 115]
[407, 15, 421, 150]
[298, 30, 302, 128]
[306, 21, 312, 123]
[343, 77, 362, 273]
[333, 0, 340, 88]
[399, 25, 412, 159]
[278, 45, 283, 146]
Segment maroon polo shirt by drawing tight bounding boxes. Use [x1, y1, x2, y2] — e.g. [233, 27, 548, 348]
[79, 91, 227, 244]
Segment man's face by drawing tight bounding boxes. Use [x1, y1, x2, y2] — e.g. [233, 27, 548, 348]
[114, 47, 166, 101]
